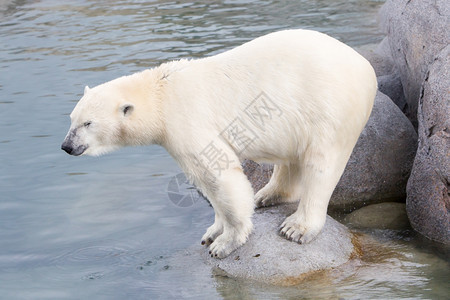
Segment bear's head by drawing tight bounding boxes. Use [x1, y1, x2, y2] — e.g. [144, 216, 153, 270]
[61, 72, 163, 156]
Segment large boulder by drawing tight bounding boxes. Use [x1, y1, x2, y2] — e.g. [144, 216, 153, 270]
[357, 39, 407, 111]
[379, 0, 450, 128]
[200, 204, 355, 286]
[243, 91, 417, 211]
[331, 91, 417, 209]
[406, 46, 450, 244]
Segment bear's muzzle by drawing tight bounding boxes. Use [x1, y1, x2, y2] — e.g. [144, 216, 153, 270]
[61, 140, 87, 156]
[61, 129, 87, 156]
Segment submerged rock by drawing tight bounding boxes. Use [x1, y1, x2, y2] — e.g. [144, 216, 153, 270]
[243, 91, 417, 210]
[344, 202, 410, 230]
[200, 204, 355, 286]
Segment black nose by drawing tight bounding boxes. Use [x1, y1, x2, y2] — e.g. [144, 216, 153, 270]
[61, 142, 73, 154]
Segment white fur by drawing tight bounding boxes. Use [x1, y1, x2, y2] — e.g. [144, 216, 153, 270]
[62, 29, 377, 258]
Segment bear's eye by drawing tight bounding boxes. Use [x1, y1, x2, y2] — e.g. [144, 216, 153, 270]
[121, 104, 134, 116]
[84, 121, 92, 128]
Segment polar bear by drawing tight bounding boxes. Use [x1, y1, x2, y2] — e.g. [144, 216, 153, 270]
[62, 29, 377, 258]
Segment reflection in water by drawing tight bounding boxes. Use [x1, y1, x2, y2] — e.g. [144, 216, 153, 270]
[1, 0, 448, 299]
[165, 229, 450, 299]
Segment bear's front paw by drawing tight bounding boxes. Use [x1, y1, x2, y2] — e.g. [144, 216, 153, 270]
[201, 222, 224, 246]
[208, 233, 244, 259]
[279, 213, 323, 244]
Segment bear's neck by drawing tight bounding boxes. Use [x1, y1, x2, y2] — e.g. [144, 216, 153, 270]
[125, 69, 167, 146]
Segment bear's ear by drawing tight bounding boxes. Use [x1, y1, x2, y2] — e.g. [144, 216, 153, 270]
[84, 86, 90, 95]
[121, 104, 134, 117]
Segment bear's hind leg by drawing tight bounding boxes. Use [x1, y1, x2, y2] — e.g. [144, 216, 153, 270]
[254, 163, 302, 208]
[280, 148, 349, 244]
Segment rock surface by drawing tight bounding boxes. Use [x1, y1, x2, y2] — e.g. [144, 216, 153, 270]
[200, 203, 355, 285]
[243, 91, 417, 210]
[379, 0, 450, 127]
[406, 46, 450, 244]
[343, 202, 410, 230]
[241, 159, 273, 193]
[358, 39, 406, 111]
[332, 91, 417, 209]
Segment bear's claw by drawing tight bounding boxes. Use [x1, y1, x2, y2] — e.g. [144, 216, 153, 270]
[255, 194, 283, 208]
[208, 237, 234, 258]
[206, 229, 249, 259]
[201, 223, 223, 247]
[279, 213, 322, 244]
[254, 187, 285, 208]
[201, 237, 215, 246]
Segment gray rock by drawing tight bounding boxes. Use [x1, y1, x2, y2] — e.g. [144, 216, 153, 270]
[243, 92, 418, 211]
[357, 41, 407, 111]
[374, 37, 395, 67]
[201, 204, 355, 285]
[332, 91, 417, 209]
[357, 41, 396, 77]
[241, 159, 272, 193]
[377, 73, 406, 112]
[379, 0, 450, 127]
[343, 202, 410, 230]
[406, 45, 450, 244]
